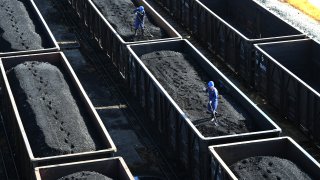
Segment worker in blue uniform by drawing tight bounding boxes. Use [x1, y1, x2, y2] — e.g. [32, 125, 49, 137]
[205, 81, 219, 123]
[133, 6, 145, 36]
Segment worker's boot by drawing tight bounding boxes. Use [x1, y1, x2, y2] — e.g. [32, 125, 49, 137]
[134, 30, 137, 36]
[213, 120, 219, 126]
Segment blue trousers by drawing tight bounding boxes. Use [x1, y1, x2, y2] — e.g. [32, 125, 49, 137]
[134, 19, 144, 30]
[208, 100, 218, 113]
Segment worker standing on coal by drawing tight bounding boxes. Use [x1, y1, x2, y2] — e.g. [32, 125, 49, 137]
[205, 81, 219, 122]
[133, 6, 145, 36]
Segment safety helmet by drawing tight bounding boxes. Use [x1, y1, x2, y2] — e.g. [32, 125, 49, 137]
[139, 6, 144, 12]
[208, 81, 214, 88]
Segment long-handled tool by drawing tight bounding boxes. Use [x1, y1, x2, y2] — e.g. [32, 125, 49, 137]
[209, 101, 218, 126]
[135, 15, 153, 37]
[193, 101, 219, 125]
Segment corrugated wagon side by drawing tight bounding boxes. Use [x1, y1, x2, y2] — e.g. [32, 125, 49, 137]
[254, 39, 320, 142]
[151, 0, 197, 31]
[0, 52, 116, 180]
[127, 39, 281, 180]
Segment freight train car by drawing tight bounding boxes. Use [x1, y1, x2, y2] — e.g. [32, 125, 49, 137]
[127, 39, 281, 180]
[66, 0, 181, 79]
[192, 0, 305, 85]
[34, 157, 134, 180]
[0, 0, 59, 57]
[0, 52, 116, 180]
[209, 137, 320, 180]
[254, 39, 320, 143]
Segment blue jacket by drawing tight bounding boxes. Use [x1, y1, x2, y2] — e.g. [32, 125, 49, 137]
[133, 8, 145, 23]
[208, 87, 218, 102]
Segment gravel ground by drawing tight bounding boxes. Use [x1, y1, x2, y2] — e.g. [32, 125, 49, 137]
[141, 51, 250, 137]
[255, 0, 320, 43]
[199, 0, 301, 39]
[230, 156, 312, 180]
[57, 171, 113, 180]
[0, 0, 43, 52]
[92, 0, 167, 42]
[7, 62, 98, 157]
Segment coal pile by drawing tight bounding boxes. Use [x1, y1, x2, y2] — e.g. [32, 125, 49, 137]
[7, 61, 97, 157]
[230, 156, 312, 180]
[0, 0, 43, 52]
[92, 0, 167, 42]
[57, 171, 113, 180]
[141, 51, 250, 136]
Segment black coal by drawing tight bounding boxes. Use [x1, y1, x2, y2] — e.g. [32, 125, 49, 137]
[7, 61, 99, 157]
[57, 171, 113, 180]
[230, 156, 312, 180]
[92, 0, 167, 42]
[0, 0, 43, 52]
[141, 51, 250, 137]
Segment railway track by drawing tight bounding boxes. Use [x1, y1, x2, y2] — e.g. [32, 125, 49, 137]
[52, 0, 179, 179]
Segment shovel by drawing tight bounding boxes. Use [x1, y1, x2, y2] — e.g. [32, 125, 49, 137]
[135, 15, 154, 38]
[209, 101, 218, 126]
